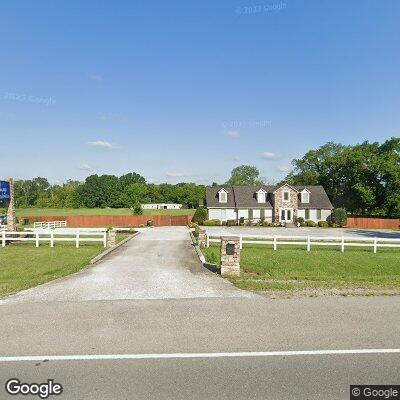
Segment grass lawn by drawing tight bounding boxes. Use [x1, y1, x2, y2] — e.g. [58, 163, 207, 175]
[6, 208, 195, 217]
[203, 244, 400, 295]
[0, 233, 132, 297]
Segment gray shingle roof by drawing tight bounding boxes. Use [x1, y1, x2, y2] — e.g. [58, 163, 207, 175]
[206, 185, 333, 209]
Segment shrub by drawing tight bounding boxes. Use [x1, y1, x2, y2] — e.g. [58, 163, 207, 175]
[318, 221, 329, 227]
[333, 208, 347, 227]
[189, 222, 200, 238]
[192, 207, 208, 225]
[227, 219, 237, 226]
[203, 219, 221, 226]
[20, 218, 29, 226]
[239, 217, 245, 225]
[297, 217, 305, 225]
[133, 203, 143, 215]
[306, 220, 317, 227]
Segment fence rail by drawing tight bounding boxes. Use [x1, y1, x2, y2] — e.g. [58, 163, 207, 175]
[33, 221, 67, 229]
[1, 230, 107, 248]
[207, 234, 400, 253]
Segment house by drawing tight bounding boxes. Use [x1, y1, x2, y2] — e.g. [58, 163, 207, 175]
[141, 203, 182, 210]
[206, 184, 333, 224]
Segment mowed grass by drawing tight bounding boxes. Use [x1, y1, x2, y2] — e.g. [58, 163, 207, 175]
[8, 208, 195, 217]
[0, 234, 132, 297]
[203, 244, 400, 293]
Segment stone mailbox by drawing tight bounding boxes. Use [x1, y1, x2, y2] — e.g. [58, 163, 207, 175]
[220, 236, 241, 277]
[107, 230, 117, 247]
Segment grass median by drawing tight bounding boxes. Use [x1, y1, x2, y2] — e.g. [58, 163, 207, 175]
[0, 233, 131, 297]
[203, 244, 400, 296]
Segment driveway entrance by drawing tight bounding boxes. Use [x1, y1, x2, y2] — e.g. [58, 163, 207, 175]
[1, 227, 249, 304]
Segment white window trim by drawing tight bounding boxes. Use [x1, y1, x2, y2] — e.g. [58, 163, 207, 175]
[257, 193, 266, 203]
[279, 207, 294, 222]
[218, 188, 228, 203]
[301, 189, 310, 203]
[282, 190, 290, 202]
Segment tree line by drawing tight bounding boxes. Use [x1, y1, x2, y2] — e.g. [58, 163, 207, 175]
[4, 137, 399, 217]
[10, 173, 206, 210]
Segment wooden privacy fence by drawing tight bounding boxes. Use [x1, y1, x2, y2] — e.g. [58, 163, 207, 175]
[207, 234, 400, 253]
[27, 215, 192, 228]
[1, 230, 107, 248]
[347, 217, 400, 230]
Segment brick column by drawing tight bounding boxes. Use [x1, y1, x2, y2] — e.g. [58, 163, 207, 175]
[6, 178, 16, 232]
[220, 236, 241, 277]
[198, 229, 207, 248]
[107, 230, 117, 247]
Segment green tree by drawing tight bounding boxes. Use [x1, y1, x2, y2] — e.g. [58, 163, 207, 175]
[226, 165, 263, 186]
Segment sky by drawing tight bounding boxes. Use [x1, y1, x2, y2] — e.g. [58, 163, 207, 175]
[1, 0, 399, 185]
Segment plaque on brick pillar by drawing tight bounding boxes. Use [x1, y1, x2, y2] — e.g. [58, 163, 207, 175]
[220, 236, 241, 277]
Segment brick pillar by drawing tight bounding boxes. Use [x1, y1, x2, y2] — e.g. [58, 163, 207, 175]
[198, 229, 207, 248]
[107, 230, 117, 247]
[6, 178, 16, 232]
[220, 236, 241, 277]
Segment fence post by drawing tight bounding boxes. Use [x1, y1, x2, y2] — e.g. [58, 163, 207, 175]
[2, 230, 5, 248]
[50, 232, 54, 248]
[103, 232, 107, 248]
[35, 232, 39, 248]
[273, 235, 277, 250]
[341, 236, 345, 252]
[307, 236, 311, 252]
[239, 234, 243, 250]
[373, 238, 377, 253]
[76, 232, 80, 249]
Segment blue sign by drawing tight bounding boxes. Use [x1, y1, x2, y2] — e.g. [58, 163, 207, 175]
[0, 181, 11, 201]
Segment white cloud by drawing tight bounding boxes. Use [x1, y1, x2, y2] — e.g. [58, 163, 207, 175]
[89, 74, 104, 81]
[78, 164, 92, 171]
[166, 172, 187, 178]
[278, 166, 291, 173]
[88, 140, 120, 150]
[261, 151, 279, 160]
[225, 130, 240, 138]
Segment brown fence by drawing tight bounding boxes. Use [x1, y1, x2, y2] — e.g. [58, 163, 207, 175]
[347, 217, 400, 230]
[27, 215, 193, 228]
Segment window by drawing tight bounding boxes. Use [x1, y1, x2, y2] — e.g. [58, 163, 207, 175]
[317, 209, 322, 220]
[301, 192, 310, 203]
[219, 192, 227, 203]
[257, 192, 266, 203]
[305, 209, 310, 219]
[283, 191, 290, 202]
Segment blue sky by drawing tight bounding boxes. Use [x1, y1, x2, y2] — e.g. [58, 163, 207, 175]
[1, 0, 399, 184]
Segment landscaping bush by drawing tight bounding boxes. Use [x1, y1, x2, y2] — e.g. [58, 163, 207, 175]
[297, 217, 305, 225]
[133, 203, 143, 215]
[203, 219, 221, 226]
[239, 217, 245, 225]
[318, 221, 329, 227]
[226, 219, 237, 226]
[192, 207, 208, 225]
[189, 222, 200, 238]
[20, 218, 29, 226]
[333, 208, 347, 227]
[306, 220, 317, 227]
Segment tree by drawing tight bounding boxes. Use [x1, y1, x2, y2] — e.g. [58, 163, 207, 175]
[119, 172, 146, 188]
[226, 165, 263, 186]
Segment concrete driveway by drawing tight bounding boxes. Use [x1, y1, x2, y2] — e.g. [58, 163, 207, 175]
[1, 227, 249, 304]
[203, 226, 400, 239]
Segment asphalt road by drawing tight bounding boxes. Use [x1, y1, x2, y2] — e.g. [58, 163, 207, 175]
[1, 228, 399, 399]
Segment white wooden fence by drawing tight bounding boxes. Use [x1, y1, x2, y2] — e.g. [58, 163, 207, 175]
[207, 234, 400, 253]
[33, 221, 67, 229]
[1, 230, 107, 248]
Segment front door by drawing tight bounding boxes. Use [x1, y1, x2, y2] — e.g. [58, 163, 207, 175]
[280, 208, 293, 223]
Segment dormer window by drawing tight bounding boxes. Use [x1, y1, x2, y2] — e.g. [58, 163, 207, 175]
[256, 188, 266, 203]
[301, 189, 310, 203]
[218, 188, 228, 203]
[283, 191, 290, 202]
